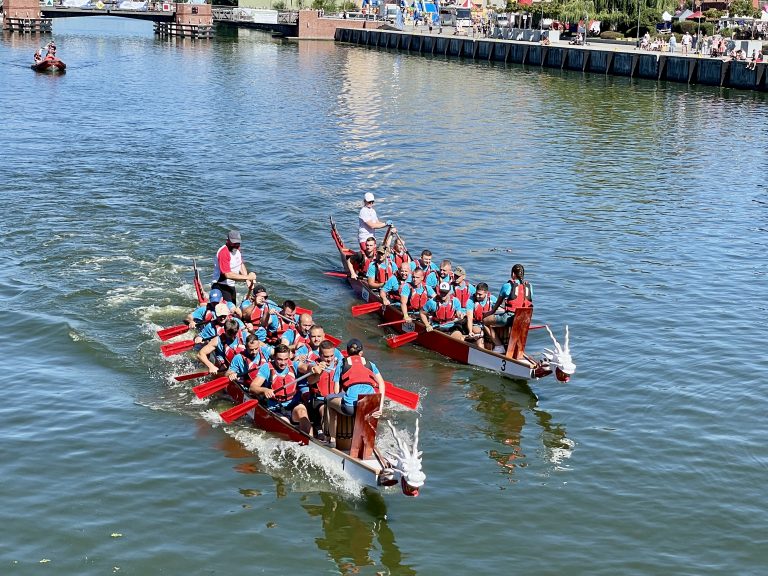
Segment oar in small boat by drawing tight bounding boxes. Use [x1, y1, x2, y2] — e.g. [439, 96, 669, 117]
[351, 302, 382, 317]
[157, 324, 190, 341]
[384, 382, 419, 410]
[192, 375, 232, 399]
[160, 339, 195, 357]
[175, 370, 213, 382]
[386, 331, 419, 348]
[323, 271, 348, 278]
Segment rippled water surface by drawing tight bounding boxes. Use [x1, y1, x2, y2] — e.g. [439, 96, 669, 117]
[2, 18, 767, 575]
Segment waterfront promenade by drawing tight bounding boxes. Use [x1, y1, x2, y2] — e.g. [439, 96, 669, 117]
[337, 25, 768, 91]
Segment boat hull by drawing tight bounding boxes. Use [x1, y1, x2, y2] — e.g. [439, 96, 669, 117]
[31, 58, 66, 73]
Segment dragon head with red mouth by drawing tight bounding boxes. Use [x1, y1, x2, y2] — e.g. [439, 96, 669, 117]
[386, 419, 426, 497]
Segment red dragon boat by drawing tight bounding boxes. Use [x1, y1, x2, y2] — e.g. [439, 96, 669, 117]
[31, 57, 66, 73]
[329, 217, 576, 384]
[162, 261, 426, 497]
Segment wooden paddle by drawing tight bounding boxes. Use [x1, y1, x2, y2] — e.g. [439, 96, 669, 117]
[157, 324, 190, 341]
[192, 375, 231, 399]
[161, 339, 195, 357]
[174, 370, 213, 382]
[385, 331, 419, 348]
[351, 302, 382, 317]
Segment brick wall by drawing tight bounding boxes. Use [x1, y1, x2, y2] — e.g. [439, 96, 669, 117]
[174, 3, 213, 26]
[298, 10, 381, 40]
[3, 0, 42, 21]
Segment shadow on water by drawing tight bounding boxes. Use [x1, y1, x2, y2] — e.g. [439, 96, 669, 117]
[301, 491, 416, 576]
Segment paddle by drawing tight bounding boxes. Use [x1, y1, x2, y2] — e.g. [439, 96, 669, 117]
[220, 399, 259, 423]
[386, 331, 419, 348]
[157, 324, 190, 341]
[160, 339, 195, 357]
[383, 381, 419, 410]
[193, 259, 206, 305]
[323, 271, 348, 278]
[294, 306, 313, 316]
[192, 375, 231, 399]
[351, 302, 382, 317]
[174, 370, 212, 382]
[378, 318, 412, 327]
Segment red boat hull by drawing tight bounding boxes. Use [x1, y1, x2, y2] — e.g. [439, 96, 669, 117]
[31, 58, 66, 73]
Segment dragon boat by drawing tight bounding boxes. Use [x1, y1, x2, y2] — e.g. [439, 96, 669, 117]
[31, 57, 66, 73]
[329, 217, 576, 384]
[161, 261, 426, 497]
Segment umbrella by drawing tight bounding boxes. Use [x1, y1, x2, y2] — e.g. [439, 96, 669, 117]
[687, 11, 704, 19]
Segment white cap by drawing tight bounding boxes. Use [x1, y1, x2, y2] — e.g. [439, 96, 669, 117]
[438, 282, 451, 293]
[214, 303, 230, 318]
[364, 192, 375, 202]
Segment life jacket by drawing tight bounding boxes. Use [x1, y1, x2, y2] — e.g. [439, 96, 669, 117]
[453, 281, 471, 308]
[244, 349, 271, 382]
[268, 363, 297, 402]
[432, 296, 457, 323]
[249, 303, 271, 329]
[472, 295, 494, 322]
[393, 251, 411, 268]
[400, 282, 428, 311]
[371, 259, 392, 283]
[293, 331, 310, 350]
[274, 313, 295, 339]
[339, 355, 379, 392]
[221, 331, 246, 363]
[504, 281, 533, 312]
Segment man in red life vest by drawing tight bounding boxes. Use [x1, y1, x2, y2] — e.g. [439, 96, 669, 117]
[420, 282, 465, 340]
[391, 235, 412, 269]
[464, 282, 496, 348]
[347, 236, 377, 280]
[326, 339, 386, 449]
[365, 246, 394, 290]
[451, 265, 476, 310]
[482, 264, 533, 353]
[197, 304, 247, 374]
[211, 230, 257, 305]
[380, 262, 412, 310]
[396, 268, 435, 322]
[410, 249, 440, 288]
[226, 334, 273, 387]
[300, 339, 343, 439]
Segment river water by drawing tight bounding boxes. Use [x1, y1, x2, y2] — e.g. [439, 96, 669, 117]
[1, 17, 766, 575]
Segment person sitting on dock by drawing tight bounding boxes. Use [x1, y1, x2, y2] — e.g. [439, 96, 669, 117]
[482, 264, 533, 354]
[211, 230, 257, 305]
[197, 306, 248, 374]
[226, 334, 273, 387]
[380, 262, 412, 310]
[249, 344, 311, 434]
[420, 282, 465, 340]
[326, 339, 386, 448]
[464, 282, 496, 348]
[358, 192, 392, 250]
[365, 246, 394, 290]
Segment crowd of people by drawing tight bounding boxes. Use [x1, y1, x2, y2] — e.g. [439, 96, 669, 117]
[182, 229, 386, 449]
[348, 193, 534, 354]
[639, 30, 764, 64]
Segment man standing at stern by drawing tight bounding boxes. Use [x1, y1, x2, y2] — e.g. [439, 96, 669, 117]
[211, 229, 257, 305]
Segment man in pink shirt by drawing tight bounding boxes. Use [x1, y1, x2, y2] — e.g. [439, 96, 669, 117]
[211, 230, 256, 305]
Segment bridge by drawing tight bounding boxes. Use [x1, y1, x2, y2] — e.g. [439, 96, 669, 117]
[211, 6, 298, 37]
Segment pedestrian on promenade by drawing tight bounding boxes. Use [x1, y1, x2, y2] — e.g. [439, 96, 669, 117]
[669, 33, 677, 53]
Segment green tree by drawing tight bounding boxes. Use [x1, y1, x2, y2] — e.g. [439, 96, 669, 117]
[728, 0, 759, 17]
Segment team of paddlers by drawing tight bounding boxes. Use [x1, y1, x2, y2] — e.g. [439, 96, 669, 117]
[177, 229, 386, 449]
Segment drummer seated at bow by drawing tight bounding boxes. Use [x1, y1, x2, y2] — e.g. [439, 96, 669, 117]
[248, 344, 311, 434]
[298, 339, 344, 439]
[346, 237, 377, 280]
[419, 282, 465, 340]
[185, 288, 237, 329]
[365, 246, 395, 290]
[326, 339, 386, 449]
[379, 262, 412, 311]
[226, 334, 274, 388]
[482, 264, 533, 354]
[196, 304, 248, 374]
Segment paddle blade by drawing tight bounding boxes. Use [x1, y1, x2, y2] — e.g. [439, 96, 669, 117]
[192, 376, 231, 399]
[384, 382, 419, 410]
[174, 370, 210, 382]
[386, 331, 419, 348]
[193, 259, 207, 305]
[323, 271, 348, 278]
[351, 302, 381, 317]
[220, 399, 259, 423]
[157, 324, 190, 341]
[294, 306, 313, 316]
[325, 334, 342, 347]
[160, 339, 195, 357]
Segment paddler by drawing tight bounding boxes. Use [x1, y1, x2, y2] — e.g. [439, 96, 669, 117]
[211, 230, 257, 305]
[248, 344, 311, 434]
[293, 324, 340, 362]
[326, 339, 386, 449]
[397, 268, 435, 322]
[391, 235, 412, 269]
[464, 282, 496, 348]
[358, 192, 393, 250]
[347, 236, 377, 280]
[298, 339, 344, 440]
[365, 246, 394, 290]
[196, 304, 247, 373]
[451, 265, 475, 309]
[268, 300, 297, 343]
[420, 282, 465, 340]
[185, 288, 237, 329]
[410, 250, 439, 287]
[282, 312, 315, 352]
[226, 334, 273, 386]
[241, 285, 278, 342]
[379, 262, 412, 310]
[482, 264, 533, 354]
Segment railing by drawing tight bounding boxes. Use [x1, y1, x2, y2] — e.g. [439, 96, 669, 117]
[210, 6, 297, 25]
[37, 0, 175, 13]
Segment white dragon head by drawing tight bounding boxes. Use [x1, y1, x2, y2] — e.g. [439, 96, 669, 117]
[386, 419, 426, 497]
[542, 325, 576, 383]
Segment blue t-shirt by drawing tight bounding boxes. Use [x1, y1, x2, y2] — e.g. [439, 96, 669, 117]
[229, 346, 273, 381]
[381, 274, 409, 302]
[199, 317, 245, 342]
[496, 281, 533, 309]
[422, 296, 464, 328]
[192, 301, 235, 326]
[333, 359, 381, 406]
[468, 294, 497, 319]
[399, 283, 435, 308]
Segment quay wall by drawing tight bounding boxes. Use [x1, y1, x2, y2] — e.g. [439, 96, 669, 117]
[335, 28, 768, 92]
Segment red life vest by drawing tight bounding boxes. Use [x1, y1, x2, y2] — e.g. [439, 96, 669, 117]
[400, 282, 428, 311]
[201, 307, 216, 324]
[307, 352, 338, 397]
[432, 297, 457, 323]
[268, 363, 297, 402]
[371, 260, 392, 283]
[222, 331, 246, 363]
[249, 303, 270, 329]
[504, 281, 533, 312]
[472, 295, 494, 322]
[393, 251, 411, 268]
[245, 349, 270, 382]
[274, 313, 295, 338]
[453, 282, 471, 308]
[339, 355, 379, 392]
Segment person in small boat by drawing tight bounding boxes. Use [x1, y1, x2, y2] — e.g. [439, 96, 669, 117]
[300, 339, 344, 439]
[197, 304, 248, 373]
[451, 265, 476, 310]
[326, 339, 386, 448]
[410, 249, 439, 286]
[226, 334, 273, 386]
[241, 285, 278, 341]
[185, 288, 237, 329]
[464, 282, 496, 348]
[379, 261, 412, 309]
[249, 344, 311, 434]
[365, 246, 394, 290]
[45, 42, 56, 59]
[398, 268, 435, 322]
[211, 230, 257, 305]
[347, 236, 377, 280]
[420, 282, 465, 339]
[33, 48, 43, 63]
[482, 264, 533, 354]
[281, 312, 315, 352]
[358, 192, 393, 250]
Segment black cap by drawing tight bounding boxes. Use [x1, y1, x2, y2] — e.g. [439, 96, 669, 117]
[346, 338, 363, 355]
[253, 284, 267, 295]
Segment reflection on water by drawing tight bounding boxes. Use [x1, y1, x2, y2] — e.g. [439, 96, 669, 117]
[470, 382, 572, 478]
[302, 491, 416, 576]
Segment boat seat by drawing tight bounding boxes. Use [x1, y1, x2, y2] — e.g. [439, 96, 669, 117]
[334, 394, 381, 455]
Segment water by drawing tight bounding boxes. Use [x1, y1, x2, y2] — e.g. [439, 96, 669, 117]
[2, 18, 767, 575]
